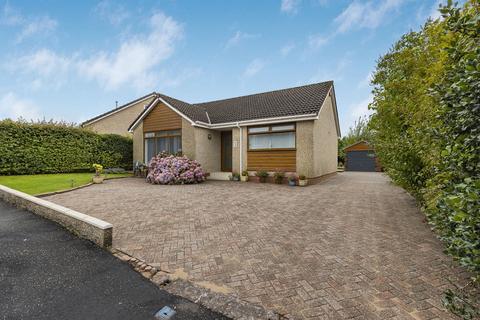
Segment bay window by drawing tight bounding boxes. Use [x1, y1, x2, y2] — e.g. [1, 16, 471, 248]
[144, 129, 182, 162]
[248, 123, 295, 150]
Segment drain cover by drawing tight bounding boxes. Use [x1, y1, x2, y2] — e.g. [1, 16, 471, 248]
[155, 306, 176, 319]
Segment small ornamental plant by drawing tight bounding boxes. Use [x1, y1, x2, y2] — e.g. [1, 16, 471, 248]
[273, 172, 285, 184]
[146, 153, 206, 185]
[92, 163, 103, 176]
[240, 170, 249, 182]
[288, 174, 297, 186]
[231, 172, 240, 181]
[255, 170, 269, 183]
[298, 174, 308, 187]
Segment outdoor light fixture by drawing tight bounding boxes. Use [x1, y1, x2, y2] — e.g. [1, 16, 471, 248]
[208, 133, 212, 140]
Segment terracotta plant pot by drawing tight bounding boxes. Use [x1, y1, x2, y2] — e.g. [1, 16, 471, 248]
[240, 175, 248, 182]
[298, 179, 308, 187]
[258, 177, 267, 183]
[92, 176, 104, 184]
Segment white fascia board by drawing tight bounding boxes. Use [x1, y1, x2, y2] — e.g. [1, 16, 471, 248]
[194, 113, 319, 129]
[83, 94, 156, 127]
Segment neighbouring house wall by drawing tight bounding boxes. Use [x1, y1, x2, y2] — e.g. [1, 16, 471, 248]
[143, 102, 182, 132]
[296, 121, 315, 177]
[84, 96, 155, 136]
[194, 127, 221, 173]
[132, 123, 144, 163]
[181, 119, 195, 159]
[312, 94, 338, 177]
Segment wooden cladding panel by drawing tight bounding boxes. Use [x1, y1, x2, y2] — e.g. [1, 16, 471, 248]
[247, 150, 296, 172]
[143, 102, 182, 132]
[344, 141, 372, 152]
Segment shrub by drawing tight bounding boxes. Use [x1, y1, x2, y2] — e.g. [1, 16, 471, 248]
[369, 1, 479, 317]
[146, 153, 206, 185]
[255, 170, 269, 178]
[0, 120, 132, 175]
[92, 164, 103, 176]
[273, 172, 285, 184]
[298, 174, 306, 180]
[241, 170, 249, 177]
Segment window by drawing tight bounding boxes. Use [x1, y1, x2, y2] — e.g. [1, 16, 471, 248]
[248, 123, 295, 150]
[144, 129, 182, 161]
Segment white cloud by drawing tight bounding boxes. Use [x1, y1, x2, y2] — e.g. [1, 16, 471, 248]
[349, 94, 374, 120]
[94, 0, 130, 26]
[280, 43, 295, 56]
[308, 34, 329, 50]
[334, 0, 404, 33]
[77, 12, 183, 90]
[281, 0, 301, 14]
[1, 4, 58, 43]
[16, 16, 57, 43]
[225, 31, 259, 49]
[0, 92, 41, 120]
[358, 71, 374, 88]
[243, 59, 265, 77]
[309, 56, 351, 83]
[6, 12, 184, 91]
[159, 67, 203, 88]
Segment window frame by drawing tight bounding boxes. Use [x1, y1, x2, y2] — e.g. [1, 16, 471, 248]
[144, 129, 182, 162]
[247, 123, 296, 151]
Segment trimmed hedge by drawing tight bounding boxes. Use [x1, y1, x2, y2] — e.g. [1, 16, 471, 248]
[0, 120, 133, 175]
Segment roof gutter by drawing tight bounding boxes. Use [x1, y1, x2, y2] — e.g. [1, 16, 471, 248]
[193, 113, 319, 129]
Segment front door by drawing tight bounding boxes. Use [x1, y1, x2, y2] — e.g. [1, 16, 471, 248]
[221, 131, 232, 172]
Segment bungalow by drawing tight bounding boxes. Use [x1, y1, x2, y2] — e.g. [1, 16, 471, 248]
[128, 81, 340, 180]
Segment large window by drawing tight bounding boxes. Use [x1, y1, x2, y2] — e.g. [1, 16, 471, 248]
[248, 123, 295, 150]
[144, 129, 182, 162]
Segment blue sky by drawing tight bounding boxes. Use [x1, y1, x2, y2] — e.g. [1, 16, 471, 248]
[0, 0, 444, 133]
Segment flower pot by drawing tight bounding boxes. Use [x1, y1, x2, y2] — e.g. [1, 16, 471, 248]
[288, 180, 296, 186]
[92, 176, 104, 184]
[298, 179, 308, 187]
[240, 175, 248, 182]
[233, 176, 240, 181]
[274, 178, 283, 184]
[258, 177, 267, 183]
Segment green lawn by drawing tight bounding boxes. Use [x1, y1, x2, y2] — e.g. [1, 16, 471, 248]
[0, 172, 131, 195]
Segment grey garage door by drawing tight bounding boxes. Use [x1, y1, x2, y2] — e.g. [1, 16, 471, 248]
[346, 150, 376, 172]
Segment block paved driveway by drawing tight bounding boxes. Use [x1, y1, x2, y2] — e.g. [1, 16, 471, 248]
[46, 172, 469, 319]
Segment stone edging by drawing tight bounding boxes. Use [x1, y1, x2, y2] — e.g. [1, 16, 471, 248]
[36, 183, 94, 198]
[111, 249, 285, 320]
[0, 184, 113, 247]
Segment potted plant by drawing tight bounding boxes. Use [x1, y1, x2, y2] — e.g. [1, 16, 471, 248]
[92, 163, 104, 184]
[288, 174, 297, 186]
[232, 172, 240, 181]
[255, 170, 269, 183]
[240, 170, 249, 182]
[273, 172, 285, 184]
[298, 174, 308, 187]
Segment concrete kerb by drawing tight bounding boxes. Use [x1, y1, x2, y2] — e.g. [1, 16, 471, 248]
[0, 184, 113, 247]
[110, 248, 284, 320]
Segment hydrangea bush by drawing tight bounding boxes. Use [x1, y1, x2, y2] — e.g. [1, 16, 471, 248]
[146, 152, 206, 185]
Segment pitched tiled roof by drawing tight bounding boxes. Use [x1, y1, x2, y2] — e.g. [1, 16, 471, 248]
[128, 81, 334, 130]
[158, 94, 209, 123]
[197, 81, 333, 124]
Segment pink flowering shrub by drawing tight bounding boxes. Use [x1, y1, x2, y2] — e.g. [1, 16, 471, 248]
[146, 152, 206, 185]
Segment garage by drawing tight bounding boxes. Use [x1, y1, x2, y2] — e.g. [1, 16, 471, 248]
[344, 141, 380, 172]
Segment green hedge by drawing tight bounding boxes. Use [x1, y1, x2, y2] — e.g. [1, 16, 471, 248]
[369, 1, 479, 318]
[0, 120, 133, 175]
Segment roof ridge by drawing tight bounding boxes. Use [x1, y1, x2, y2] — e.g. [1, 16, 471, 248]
[195, 81, 333, 105]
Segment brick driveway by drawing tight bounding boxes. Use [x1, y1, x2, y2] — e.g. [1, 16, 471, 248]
[46, 172, 468, 319]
